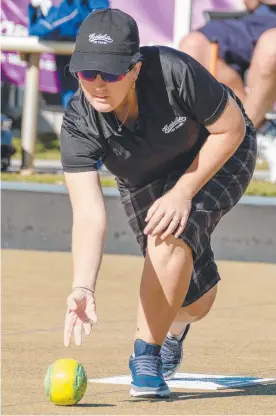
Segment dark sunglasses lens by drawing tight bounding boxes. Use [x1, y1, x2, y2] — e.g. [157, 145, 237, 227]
[102, 73, 125, 82]
[78, 70, 97, 80]
[78, 71, 125, 82]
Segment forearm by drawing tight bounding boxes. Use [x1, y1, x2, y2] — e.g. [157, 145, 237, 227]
[72, 216, 107, 292]
[175, 128, 245, 198]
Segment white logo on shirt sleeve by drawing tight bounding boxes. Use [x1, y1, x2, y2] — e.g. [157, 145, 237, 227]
[89, 33, 114, 44]
[162, 116, 186, 134]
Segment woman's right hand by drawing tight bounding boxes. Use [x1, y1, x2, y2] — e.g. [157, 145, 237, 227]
[64, 287, 97, 347]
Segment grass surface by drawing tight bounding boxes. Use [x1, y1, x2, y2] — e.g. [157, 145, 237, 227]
[1, 172, 117, 187]
[13, 137, 270, 170]
[245, 180, 276, 196]
[1, 172, 276, 196]
[13, 136, 61, 160]
[5, 137, 275, 195]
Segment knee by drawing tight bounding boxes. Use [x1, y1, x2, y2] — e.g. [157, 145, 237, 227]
[217, 58, 243, 88]
[179, 31, 210, 60]
[197, 285, 217, 319]
[179, 285, 217, 322]
[255, 29, 276, 77]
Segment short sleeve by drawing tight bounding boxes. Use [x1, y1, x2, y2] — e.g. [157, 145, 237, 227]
[176, 53, 228, 126]
[60, 96, 104, 173]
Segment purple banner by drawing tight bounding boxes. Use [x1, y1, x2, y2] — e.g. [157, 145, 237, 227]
[1, 0, 244, 93]
[1, 0, 61, 92]
[111, 0, 175, 46]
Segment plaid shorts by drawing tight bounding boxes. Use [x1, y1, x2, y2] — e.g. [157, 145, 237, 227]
[117, 96, 257, 307]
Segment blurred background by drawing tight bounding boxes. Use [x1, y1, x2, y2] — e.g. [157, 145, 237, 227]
[1, 0, 276, 193]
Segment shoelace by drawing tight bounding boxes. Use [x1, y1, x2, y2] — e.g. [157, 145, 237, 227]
[132, 356, 162, 377]
[161, 338, 182, 363]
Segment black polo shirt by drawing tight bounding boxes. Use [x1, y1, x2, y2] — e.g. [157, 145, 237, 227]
[60, 46, 228, 187]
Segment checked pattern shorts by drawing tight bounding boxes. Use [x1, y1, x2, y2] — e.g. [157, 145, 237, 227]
[117, 90, 257, 306]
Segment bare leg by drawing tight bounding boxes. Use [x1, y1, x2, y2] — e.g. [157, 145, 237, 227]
[179, 30, 276, 181]
[135, 235, 193, 345]
[243, 28, 276, 128]
[180, 30, 276, 128]
[169, 285, 217, 336]
[216, 59, 246, 101]
[179, 32, 246, 100]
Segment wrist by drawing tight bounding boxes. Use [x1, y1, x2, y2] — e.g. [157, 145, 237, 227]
[72, 286, 95, 294]
[72, 278, 96, 292]
[172, 180, 195, 200]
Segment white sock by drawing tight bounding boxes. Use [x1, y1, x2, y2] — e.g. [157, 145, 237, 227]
[168, 325, 187, 341]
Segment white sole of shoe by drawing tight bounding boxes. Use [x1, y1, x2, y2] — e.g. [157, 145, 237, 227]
[130, 387, 171, 398]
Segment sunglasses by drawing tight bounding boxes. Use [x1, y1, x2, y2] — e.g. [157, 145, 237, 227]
[78, 70, 126, 83]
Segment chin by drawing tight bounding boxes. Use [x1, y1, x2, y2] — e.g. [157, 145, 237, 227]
[91, 99, 115, 113]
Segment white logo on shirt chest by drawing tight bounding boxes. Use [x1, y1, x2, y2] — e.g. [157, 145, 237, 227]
[162, 116, 186, 134]
[88, 33, 113, 44]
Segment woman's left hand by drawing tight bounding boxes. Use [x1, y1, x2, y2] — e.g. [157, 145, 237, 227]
[144, 188, 192, 240]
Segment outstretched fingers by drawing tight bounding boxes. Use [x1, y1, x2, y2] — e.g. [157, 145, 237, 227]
[86, 297, 97, 324]
[64, 310, 77, 347]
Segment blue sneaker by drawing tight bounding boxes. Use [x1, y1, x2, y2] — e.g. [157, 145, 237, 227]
[161, 324, 190, 380]
[129, 354, 170, 398]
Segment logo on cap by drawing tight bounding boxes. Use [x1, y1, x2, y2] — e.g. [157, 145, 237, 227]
[88, 33, 114, 44]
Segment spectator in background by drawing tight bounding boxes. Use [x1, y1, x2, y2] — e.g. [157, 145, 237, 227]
[179, 0, 276, 182]
[1, 114, 16, 171]
[28, 0, 109, 108]
[28, 0, 109, 169]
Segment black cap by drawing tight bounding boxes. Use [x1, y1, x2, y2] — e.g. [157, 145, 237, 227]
[69, 8, 141, 75]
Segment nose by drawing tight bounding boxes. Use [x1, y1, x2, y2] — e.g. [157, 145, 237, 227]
[94, 74, 106, 89]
